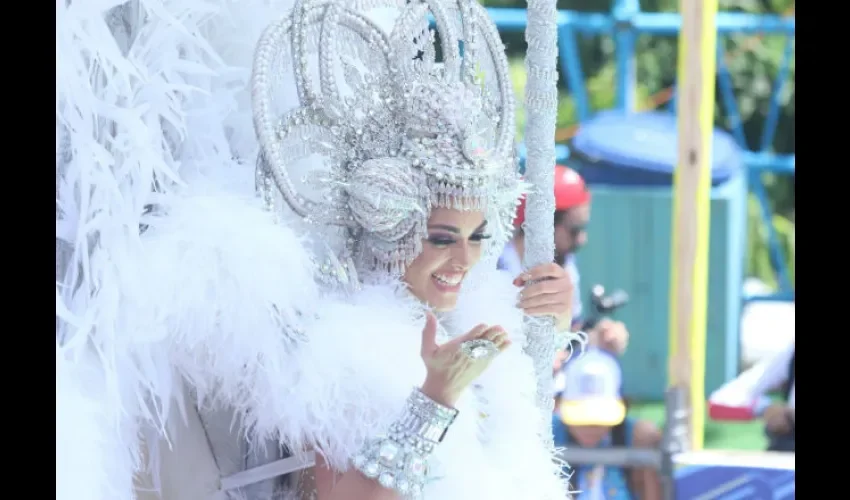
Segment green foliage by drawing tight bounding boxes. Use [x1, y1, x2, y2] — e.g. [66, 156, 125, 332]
[746, 195, 795, 289]
[510, 58, 652, 137]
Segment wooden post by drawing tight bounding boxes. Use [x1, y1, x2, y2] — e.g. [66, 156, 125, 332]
[667, 0, 718, 452]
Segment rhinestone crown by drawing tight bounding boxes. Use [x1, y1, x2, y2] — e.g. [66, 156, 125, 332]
[252, 0, 523, 276]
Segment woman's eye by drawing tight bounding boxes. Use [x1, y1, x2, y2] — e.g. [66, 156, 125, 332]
[427, 237, 456, 247]
[470, 233, 492, 244]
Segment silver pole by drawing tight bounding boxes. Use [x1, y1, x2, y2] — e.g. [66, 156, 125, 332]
[520, 0, 560, 433]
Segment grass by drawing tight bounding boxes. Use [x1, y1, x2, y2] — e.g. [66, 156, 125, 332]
[628, 402, 768, 451]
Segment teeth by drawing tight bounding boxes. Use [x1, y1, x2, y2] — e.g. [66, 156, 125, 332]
[433, 274, 462, 286]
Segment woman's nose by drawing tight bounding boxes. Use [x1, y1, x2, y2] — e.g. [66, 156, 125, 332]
[451, 242, 473, 268]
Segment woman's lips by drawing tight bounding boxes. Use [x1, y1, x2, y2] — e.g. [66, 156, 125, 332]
[431, 272, 464, 293]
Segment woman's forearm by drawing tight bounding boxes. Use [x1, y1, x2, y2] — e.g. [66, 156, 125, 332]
[315, 458, 399, 500]
[330, 472, 398, 500]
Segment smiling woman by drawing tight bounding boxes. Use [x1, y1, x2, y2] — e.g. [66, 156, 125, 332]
[403, 209, 492, 311]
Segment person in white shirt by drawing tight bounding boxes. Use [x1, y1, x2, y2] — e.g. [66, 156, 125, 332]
[708, 339, 795, 452]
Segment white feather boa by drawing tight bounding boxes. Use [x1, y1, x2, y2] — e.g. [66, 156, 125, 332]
[151, 183, 568, 500]
[59, 177, 568, 500]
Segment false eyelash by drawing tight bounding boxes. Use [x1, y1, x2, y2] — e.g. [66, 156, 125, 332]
[427, 237, 456, 246]
[427, 233, 491, 247]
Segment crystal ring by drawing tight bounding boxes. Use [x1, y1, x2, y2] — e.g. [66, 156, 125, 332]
[460, 339, 499, 361]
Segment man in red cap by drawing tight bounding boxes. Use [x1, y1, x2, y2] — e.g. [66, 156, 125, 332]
[499, 165, 630, 357]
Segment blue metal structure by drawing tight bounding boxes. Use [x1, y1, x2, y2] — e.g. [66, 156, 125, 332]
[485, 1, 795, 305]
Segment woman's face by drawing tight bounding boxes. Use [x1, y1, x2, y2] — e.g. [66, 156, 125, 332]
[403, 208, 489, 312]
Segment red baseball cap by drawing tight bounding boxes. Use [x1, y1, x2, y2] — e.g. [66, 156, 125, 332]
[514, 165, 591, 229]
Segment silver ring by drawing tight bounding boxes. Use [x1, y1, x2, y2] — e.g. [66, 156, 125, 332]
[460, 339, 499, 361]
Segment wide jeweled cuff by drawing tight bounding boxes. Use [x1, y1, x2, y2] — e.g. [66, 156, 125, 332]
[352, 388, 459, 498]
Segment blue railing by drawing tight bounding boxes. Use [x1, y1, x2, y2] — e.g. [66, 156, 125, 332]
[485, 1, 795, 305]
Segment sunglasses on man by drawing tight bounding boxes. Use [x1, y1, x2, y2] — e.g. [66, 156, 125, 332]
[561, 223, 588, 238]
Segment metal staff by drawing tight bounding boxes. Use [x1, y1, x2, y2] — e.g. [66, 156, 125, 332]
[520, 0, 560, 434]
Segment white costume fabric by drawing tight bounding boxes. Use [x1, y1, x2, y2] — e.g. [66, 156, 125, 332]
[56, 1, 575, 499]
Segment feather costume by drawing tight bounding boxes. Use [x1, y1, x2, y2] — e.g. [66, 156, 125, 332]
[56, 1, 577, 498]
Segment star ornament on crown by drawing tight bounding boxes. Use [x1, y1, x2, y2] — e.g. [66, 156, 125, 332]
[252, 0, 524, 276]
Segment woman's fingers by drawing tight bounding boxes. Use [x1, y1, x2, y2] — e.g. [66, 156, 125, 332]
[519, 290, 567, 310]
[466, 324, 490, 340]
[519, 278, 564, 300]
[444, 323, 489, 351]
[512, 273, 531, 287]
[440, 325, 511, 362]
[492, 332, 512, 351]
[497, 338, 512, 352]
[514, 262, 564, 285]
[420, 312, 439, 357]
[482, 326, 511, 352]
[481, 326, 504, 341]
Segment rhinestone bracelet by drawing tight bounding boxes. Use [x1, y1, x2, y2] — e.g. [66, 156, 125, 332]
[352, 388, 459, 498]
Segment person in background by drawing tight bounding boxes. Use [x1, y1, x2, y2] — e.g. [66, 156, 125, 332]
[553, 349, 662, 500]
[500, 165, 629, 357]
[753, 342, 795, 452]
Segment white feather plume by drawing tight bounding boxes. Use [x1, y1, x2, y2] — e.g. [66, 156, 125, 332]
[134, 177, 320, 410]
[56, 0, 298, 498]
[134, 198, 567, 497]
[57, 344, 141, 500]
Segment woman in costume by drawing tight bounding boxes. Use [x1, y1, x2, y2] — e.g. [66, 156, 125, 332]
[56, 0, 580, 499]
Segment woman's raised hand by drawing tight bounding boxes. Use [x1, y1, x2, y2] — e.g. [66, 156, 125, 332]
[514, 262, 574, 331]
[419, 312, 511, 407]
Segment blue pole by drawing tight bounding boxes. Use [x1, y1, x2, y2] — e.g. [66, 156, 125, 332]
[559, 24, 591, 122]
[613, 0, 640, 111]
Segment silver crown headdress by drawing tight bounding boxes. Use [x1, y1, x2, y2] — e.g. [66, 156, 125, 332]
[252, 0, 523, 277]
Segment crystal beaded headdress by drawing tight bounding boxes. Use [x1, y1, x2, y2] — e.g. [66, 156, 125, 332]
[252, 0, 523, 276]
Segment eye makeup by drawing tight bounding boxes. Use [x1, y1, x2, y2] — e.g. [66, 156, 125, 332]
[426, 232, 491, 247]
